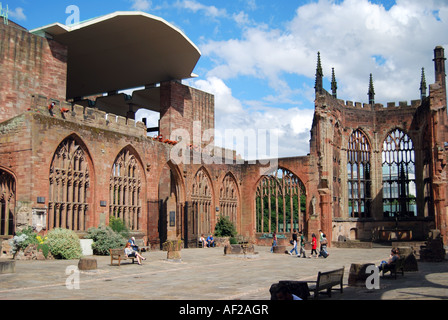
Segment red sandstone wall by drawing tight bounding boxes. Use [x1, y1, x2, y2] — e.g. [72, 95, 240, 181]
[0, 23, 67, 124]
[159, 81, 215, 148]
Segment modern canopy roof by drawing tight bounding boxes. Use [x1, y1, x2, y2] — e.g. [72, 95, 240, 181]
[31, 11, 201, 99]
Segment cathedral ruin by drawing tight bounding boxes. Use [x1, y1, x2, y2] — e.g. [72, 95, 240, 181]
[0, 11, 447, 248]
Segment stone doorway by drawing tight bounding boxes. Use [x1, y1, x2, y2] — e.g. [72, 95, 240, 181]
[0, 169, 15, 236]
[158, 163, 184, 248]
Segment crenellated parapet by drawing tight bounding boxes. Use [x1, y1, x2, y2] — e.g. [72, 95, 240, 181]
[29, 94, 148, 138]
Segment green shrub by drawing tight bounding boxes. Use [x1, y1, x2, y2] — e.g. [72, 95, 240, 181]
[109, 216, 130, 239]
[85, 226, 127, 255]
[214, 215, 237, 238]
[17, 226, 38, 247]
[47, 228, 82, 260]
[9, 227, 46, 257]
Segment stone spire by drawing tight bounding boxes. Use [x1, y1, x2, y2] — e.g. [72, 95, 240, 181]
[368, 73, 375, 105]
[331, 68, 338, 98]
[315, 52, 323, 94]
[420, 67, 427, 99]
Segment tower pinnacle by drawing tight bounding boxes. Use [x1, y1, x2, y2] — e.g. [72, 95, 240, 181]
[331, 68, 338, 98]
[315, 52, 324, 94]
[420, 67, 427, 99]
[368, 73, 375, 105]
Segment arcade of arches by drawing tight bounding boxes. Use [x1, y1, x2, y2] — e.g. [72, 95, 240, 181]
[1, 108, 447, 247]
[0, 14, 447, 247]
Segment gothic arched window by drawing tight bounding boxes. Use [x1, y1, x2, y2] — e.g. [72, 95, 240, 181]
[0, 170, 15, 236]
[191, 168, 213, 236]
[382, 129, 416, 217]
[347, 130, 371, 218]
[219, 174, 239, 226]
[255, 168, 305, 233]
[110, 149, 142, 231]
[49, 137, 90, 231]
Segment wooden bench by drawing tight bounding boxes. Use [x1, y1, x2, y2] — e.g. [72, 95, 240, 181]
[109, 248, 136, 266]
[306, 267, 345, 299]
[381, 257, 405, 279]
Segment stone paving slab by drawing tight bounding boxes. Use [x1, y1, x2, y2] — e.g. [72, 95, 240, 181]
[0, 245, 447, 301]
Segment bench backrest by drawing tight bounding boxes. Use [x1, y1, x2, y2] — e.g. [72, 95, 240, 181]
[317, 267, 344, 288]
[394, 257, 405, 268]
[110, 248, 125, 255]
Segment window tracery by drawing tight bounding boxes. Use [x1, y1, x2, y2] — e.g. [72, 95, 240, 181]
[347, 129, 371, 218]
[219, 174, 238, 225]
[49, 138, 90, 231]
[255, 168, 305, 233]
[191, 168, 213, 235]
[382, 129, 416, 217]
[0, 170, 15, 236]
[110, 149, 142, 231]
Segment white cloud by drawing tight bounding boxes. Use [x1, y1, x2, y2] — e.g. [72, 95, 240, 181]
[192, 77, 244, 114]
[8, 7, 27, 21]
[286, 0, 448, 103]
[203, 0, 448, 104]
[177, 0, 227, 19]
[130, 0, 152, 11]
[195, 0, 448, 157]
[190, 76, 314, 158]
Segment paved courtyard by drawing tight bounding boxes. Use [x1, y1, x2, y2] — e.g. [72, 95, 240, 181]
[0, 245, 447, 301]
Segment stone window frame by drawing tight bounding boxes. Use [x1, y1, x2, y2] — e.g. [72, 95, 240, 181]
[48, 136, 91, 231]
[0, 169, 15, 236]
[109, 148, 142, 231]
[347, 129, 372, 218]
[381, 128, 417, 218]
[191, 167, 213, 236]
[219, 173, 239, 226]
[255, 168, 305, 234]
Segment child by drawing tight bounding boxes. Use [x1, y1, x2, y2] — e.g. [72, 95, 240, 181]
[311, 233, 318, 258]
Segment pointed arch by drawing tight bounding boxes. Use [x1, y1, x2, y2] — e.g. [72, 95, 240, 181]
[158, 160, 186, 244]
[382, 128, 417, 217]
[0, 167, 16, 236]
[191, 167, 214, 236]
[347, 129, 372, 218]
[48, 134, 93, 231]
[255, 167, 306, 233]
[219, 172, 239, 226]
[109, 146, 145, 231]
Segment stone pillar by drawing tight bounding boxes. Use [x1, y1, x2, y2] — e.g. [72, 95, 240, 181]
[318, 188, 332, 246]
[164, 193, 182, 261]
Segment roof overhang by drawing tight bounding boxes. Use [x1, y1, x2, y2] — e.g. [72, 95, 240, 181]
[31, 11, 201, 100]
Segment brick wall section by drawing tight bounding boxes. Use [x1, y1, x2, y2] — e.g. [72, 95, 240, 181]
[0, 23, 67, 123]
[160, 81, 215, 148]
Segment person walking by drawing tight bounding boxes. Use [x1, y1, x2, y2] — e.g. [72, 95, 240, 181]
[298, 231, 307, 258]
[289, 229, 298, 256]
[319, 230, 324, 252]
[271, 232, 278, 253]
[319, 234, 329, 258]
[310, 233, 318, 258]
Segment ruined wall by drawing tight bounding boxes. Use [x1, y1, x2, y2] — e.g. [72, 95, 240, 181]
[312, 83, 445, 242]
[0, 22, 67, 124]
[159, 81, 215, 149]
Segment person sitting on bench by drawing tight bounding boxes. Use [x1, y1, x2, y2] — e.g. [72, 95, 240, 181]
[125, 242, 146, 265]
[199, 234, 206, 248]
[378, 248, 400, 272]
[128, 237, 139, 251]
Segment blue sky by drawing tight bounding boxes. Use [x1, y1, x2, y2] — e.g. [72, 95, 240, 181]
[5, 0, 448, 158]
